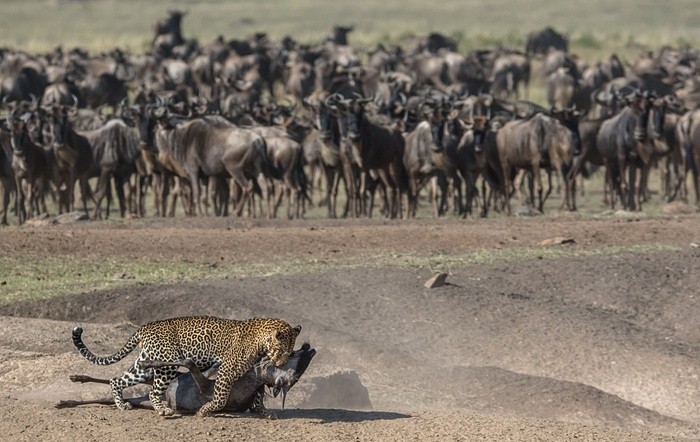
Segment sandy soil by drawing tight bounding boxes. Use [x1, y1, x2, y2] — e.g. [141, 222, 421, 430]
[0, 215, 698, 441]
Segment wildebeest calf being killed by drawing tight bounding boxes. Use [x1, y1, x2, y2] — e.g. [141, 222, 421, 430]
[60, 342, 316, 417]
[68, 316, 303, 416]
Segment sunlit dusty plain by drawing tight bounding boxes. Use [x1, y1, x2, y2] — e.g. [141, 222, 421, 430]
[0, 2, 699, 442]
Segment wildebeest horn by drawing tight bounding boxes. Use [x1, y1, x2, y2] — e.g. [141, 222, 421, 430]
[70, 94, 79, 109]
[28, 94, 38, 110]
[592, 88, 609, 105]
[397, 92, 407, 106]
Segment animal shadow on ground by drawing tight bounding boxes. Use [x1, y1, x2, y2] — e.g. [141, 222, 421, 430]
[278, 408, 411, 423]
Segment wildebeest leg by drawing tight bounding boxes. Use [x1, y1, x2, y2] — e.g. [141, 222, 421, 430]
[39, 181, 48, 215]
[325, 167, 339, 218]
[188, 171, 201, 216]
[511, 169, 526, 206]
[340, 152, 358, 218]
[463, 170, 478, 219]
[15, 178, 26, 225]
[631, 164, 641, 211]
[136, 173, 149, 218]
[93, 171, 111, 219]
[543, 169, 554, 210]
[500, 159, 513, 216]
[174, 178, 190, 217]
[561, 164, 573, 211]
[693, 149, 700, 205]
[157, 174, 168, 217]
[78, 175, 93, 216]
[640, 161, 651, 205]
[617, 154, 629, 210]
[1, 178, 10, 225]
[138, 359, 213, 397]
[374, 168, 395, 219]
[533, 165, 544, 213]
[116, 175, 130, 218]
[27, 181, 38, 220]
[625, 163, 637, 211]
[272, 182, 284, 218]
[257, 174, 272, 219]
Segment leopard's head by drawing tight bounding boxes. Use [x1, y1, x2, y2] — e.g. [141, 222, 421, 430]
[265, 323, 302, 367]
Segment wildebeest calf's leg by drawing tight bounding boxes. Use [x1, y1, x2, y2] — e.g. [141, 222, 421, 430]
[138, 359, 213, 396]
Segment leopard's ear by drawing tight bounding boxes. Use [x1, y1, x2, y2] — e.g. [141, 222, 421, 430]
[292, 325, 302, 337]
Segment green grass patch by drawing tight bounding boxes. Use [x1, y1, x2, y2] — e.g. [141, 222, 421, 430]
[0, 243, 680, 303]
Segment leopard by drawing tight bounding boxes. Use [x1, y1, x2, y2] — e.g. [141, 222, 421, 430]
[72, 315, 301, 417]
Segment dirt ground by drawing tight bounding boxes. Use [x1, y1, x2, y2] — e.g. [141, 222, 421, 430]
[0, 214, 698, 441]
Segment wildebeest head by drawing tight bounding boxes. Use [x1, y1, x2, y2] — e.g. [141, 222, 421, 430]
[550, 106, 582, 156]
[126, 100, 160, 154]
[268, 342, 317, 409]
[628, 90, 654, 142]
[303, 95, 334, 142]
[337, 96, 368, 142]
[47, 105, 70, 149]
[8, 113, 32, 155]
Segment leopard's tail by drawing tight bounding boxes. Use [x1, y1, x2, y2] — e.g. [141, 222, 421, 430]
[72, 326, 141, 366]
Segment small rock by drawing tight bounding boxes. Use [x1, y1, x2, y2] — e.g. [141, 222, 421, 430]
[514, 205, 542, 217]
[56, 212, 89, 224]
[539, 236, 576, 246]
[690, 242, 699, 249]
[662, 202, 699, 215]
[25, 214, 57, 227]
[424, 272, 448, 288]
[614, 210, 644, 219]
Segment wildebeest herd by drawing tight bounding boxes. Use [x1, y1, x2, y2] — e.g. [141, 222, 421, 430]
[1, 12, 699, 224]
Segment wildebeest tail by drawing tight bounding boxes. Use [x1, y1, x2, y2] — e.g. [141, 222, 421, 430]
[254, 137, 272, 175]
[72, 326, 140, 366]
[296, 149, 312, 206]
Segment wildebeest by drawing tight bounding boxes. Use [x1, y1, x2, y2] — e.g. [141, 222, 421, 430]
[526, 27, 568, 56]
[304, 95, 347, 218]
[335, 95, 406, 218]
[595, 90, 665, 210]
[675, 109, 700, 206]
[0, 126, 17, 225]
[547, 67, 576, 110]
[152, 10, 187, 57]
[0, 55, 47, 103]
[46, 104, 95, 215]
[249, 125, 307, 219]
[147, 114, 269, 217]
[59, 343, 316, 416]
[402, 120, 445, 218]
[7, 112, 53, 224]
[568, 118, 607, 211]
[496, 109, 581, 214]
[79, 119, 143, 219]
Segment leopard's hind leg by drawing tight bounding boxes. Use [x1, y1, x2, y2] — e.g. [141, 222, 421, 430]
[110, 356, 154, 410]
